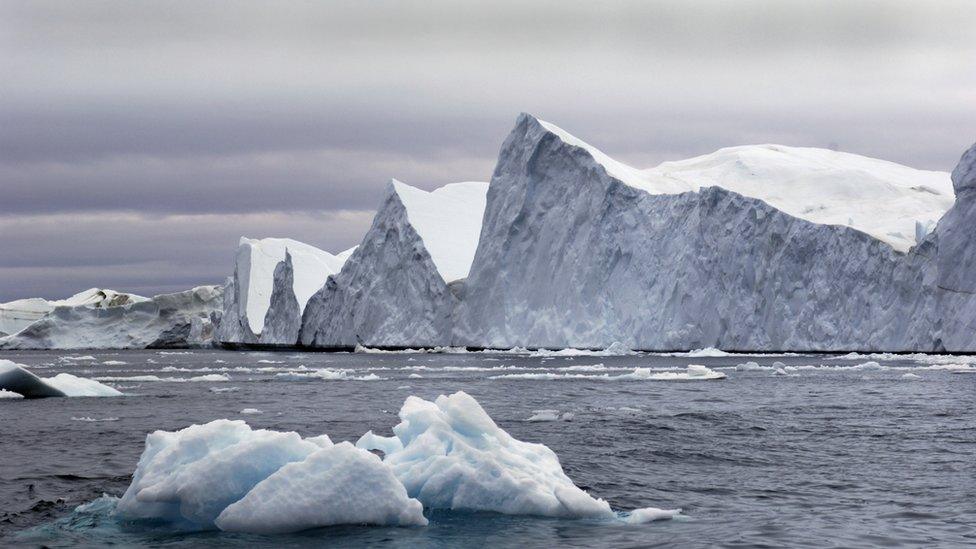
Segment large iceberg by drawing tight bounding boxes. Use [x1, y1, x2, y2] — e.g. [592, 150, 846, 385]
[0, 286, 222, 350]
[0, 288, 147, 337]
[455, 114, 976, 352]
[300, 180, 488, 348]
[0, 359, 122, 398]
[111, 391, 675, 533]
[217, 237, 354, 346]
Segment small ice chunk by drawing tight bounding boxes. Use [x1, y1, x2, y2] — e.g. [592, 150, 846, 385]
[526, 409, 560, 422]
[240, 408, 263, 415]
[901, 373, 921, 379]
[0, 389, 24, 399]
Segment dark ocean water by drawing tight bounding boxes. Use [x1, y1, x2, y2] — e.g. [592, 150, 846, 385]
[1, 349, 974, 548]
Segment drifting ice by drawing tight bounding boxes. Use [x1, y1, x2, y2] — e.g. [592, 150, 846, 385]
[112, 391, 678, 533]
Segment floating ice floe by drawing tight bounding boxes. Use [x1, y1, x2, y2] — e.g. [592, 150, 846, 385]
[490, 364, 725, 381]
[71, 416, 120, 422]
[239, 408, 262, 415]
[108, 391, 678, 534]
[93, 374, 230, 383]
[101, 360, 127, 365]
[274, 369, 382, 381]
[0, 388, 24, 399]
[0, 360, 122, 398]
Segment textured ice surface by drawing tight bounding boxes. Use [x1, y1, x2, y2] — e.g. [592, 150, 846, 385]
[301, 180, 488, 348]
[214, 442, 427, 533]
[217, 237, 353, 345]
[0, 286, 222, 350]
[0, 360, 121, 398]
[456, 115, 976, 352]
[361, 391, 678, 520]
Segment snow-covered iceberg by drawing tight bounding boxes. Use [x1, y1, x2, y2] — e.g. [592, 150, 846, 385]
[301, 180, 488, 348]
[0, 286, 222, 350]
[217, 237, 354, 346]
[111, 391, 675, 534]
[0, 359, 122, 398]
[0, 288, 148, 337]
[455, 113, 976, 352]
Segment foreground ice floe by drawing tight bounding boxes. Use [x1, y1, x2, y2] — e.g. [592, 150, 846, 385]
[0, 359, 122, 398]
[110, 391, 678, 533]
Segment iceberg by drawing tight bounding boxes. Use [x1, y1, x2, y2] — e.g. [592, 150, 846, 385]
[301, 180, 488, 348]
[455, 114, 976, 352]
[0, 286, 222, 350]
[0, 359, 122, 398]
[217, 237, 354, 346]
[0, 288, 148, 338]
[112, 391, 675, 534]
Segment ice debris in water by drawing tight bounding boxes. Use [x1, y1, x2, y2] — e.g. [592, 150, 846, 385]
[110, 391, 677, 533]
[491, 364, 725, 381]
[0, 359, 122, 398]
[0, 388, 24, 399]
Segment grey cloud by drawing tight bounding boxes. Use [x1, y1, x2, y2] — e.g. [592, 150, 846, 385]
[0, 0, 973, 300]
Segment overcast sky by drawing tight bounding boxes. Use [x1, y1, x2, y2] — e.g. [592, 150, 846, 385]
[1, 0, 974, 301]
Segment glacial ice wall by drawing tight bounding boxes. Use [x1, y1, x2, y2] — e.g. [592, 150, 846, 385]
[455, 114, 975, 351]
[301, 180, 489, 348]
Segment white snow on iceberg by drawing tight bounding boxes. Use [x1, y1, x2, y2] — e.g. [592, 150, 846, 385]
[538, 118, 952, 252]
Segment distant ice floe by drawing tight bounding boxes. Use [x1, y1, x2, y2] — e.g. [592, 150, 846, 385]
[734, 360, 975, 374]
[59, 355, 97, 362]
[491, 364, 725, 381]
[71, 416, 120, 422]
[93, 374, 231, 383]
[239, 408, 263, 415]
[901, 373, 921, 380]
[526, 409, 574, 422]
[101, 360, 128, 365]
[0, 359, 122, 398]
[274, 369, 382, 381]
[108, 391, 678, 534]
[210, 387, 240, 393]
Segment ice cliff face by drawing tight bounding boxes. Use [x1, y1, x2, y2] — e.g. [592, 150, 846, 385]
[455, 114, 973, 351]
[0, 286, 223, 350]
[300, 180, 488, 348]
[217, 238, 353, 346]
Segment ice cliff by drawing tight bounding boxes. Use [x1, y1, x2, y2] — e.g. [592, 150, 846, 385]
[0, 286, 222, 350]
[300, 180, 488, 348]
[217, 237, 354, 346]
[454, 114, 975, 352]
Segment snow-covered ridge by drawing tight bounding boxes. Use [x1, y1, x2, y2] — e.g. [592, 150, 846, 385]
[537, 117, 953, 252]
[236, 237, 352, 335]
[390, 180, 489, 282]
